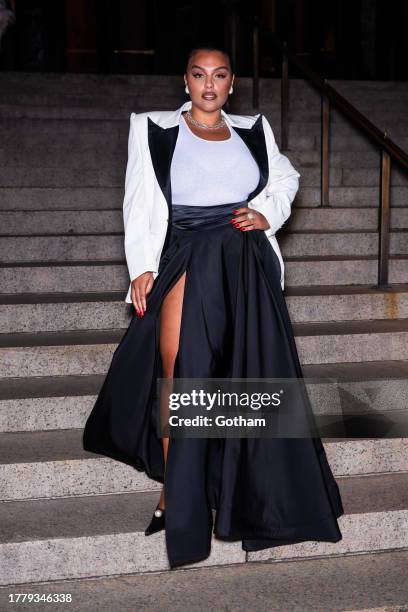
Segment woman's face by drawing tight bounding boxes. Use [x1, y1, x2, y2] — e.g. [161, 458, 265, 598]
[184, 50, 234, 112]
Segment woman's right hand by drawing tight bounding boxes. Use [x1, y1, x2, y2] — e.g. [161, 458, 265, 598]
[131, 272, 155, 317]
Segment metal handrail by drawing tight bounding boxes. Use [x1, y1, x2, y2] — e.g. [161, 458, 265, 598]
[252, 26, 408, 289]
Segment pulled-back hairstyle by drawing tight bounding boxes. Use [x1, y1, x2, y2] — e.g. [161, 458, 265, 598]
[186, 45, 234, 74]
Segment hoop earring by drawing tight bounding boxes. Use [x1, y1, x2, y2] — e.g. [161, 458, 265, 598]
[185, 84, 189, 94]
[229, 86, 233, 94]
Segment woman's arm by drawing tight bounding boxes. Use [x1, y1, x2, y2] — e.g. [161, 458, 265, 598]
[123, 113, 157, 315]
[123, 113, 158, 282]
[255, 115, 301, 237]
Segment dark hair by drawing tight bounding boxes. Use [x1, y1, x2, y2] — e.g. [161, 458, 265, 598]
[186, 45, 234, 74]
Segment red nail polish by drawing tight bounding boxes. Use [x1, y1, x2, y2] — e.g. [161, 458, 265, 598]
[233, 210, 239, 214]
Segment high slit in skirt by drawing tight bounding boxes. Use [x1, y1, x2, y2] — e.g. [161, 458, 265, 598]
[83, 200, 344, 568]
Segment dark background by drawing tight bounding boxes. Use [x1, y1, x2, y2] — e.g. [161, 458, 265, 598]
[0, 0, 407, 80]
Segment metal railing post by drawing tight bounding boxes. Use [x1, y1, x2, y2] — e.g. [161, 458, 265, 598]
[252, 15, 259, 110]
[378, 143, 392, 288]
[321, 91, 330, 207]
[281, 42, 289, 150]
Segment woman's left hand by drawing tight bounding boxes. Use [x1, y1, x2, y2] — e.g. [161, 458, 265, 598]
[230, 207, 270, 231]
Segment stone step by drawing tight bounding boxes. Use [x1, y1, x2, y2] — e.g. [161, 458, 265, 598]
[2, 123, 408, 174]
[0, 428, 157, 501]
[0, 374, 102, 432]
[290, 150, 381, 168]
[0, 330, 122, 378]
[0, 93, 183, 109]
[296, 165, 408, 188]
[0, 72, 182, 92]
[266, 107, 408, 129]
[1, 186, 407, 211]
[2, 122, 408, 158]
[1, 131, 126, 149]
[0, 145, 127, 167]
[1, 428, 407, 501]
[0, 262, 127, 294]
[1, 231, 407, 263]
[1, 258, 407, 295]
[0, 72, 408, 95]
[0, 235, 127, 262]
[1, 165, 407, 198]
[0, 117, 129, 136]
[0, 73, 406, 112]
[2, 116, 408, 141]
[1, 360, 407, 432]
[0, 72, 405, 93]
[292, 318, 408, 364]
[0, 187, 123, 210]
[0, 472, 407, 585]
[0, 150, 394, 175]
[0, 549, 405, 611]
[0, 103, 407, 151]
[1, 164, 407, 189]
[2, 85, 407, 106]
[0, 292, 129, 333]
[281, 231, 408, 256]
[2, 102, 408, 142]
[0, 210, 124, 234]
[2, 94, 408, 123]
[324, 135, 408, 153]
[1, 207, 407, 235]
[0, 139, 312, 168]
[0, 103, 136, 121]
[2, 286, 408, 334]
[0, 166, 124, 188]
[283, 257, 408, 286]
[0, 321, 407, 378]
[2, 85, 407, 135]
[1, 134, 407, 162]
[340, 166, 408, 187]
[0, 121, 305, 144]
[288, 207, 408, 230]
[285, 284, 408, 322]
[297, 187, 408, 207]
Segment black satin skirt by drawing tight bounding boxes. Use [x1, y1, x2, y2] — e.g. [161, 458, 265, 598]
[83, 200, 344, 569]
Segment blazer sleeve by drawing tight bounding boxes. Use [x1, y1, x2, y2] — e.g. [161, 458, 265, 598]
[257, 114, 301, 237]
[123, 113, 158, 282]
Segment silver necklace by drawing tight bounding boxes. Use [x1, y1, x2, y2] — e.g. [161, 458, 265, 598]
[186, 109, 226, 130]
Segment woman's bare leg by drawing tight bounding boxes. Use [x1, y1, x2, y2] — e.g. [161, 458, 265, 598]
[158, 271, 187, 509]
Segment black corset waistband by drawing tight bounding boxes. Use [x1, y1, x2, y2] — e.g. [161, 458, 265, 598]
[171, 200, 248, 230]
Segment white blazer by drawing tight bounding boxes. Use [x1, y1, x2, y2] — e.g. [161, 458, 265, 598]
[123, 100, 301, 303]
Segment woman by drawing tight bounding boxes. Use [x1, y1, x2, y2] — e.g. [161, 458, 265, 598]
[83, 46, 344, 569]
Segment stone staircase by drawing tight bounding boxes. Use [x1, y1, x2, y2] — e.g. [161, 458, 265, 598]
[0, 73, 408, 601]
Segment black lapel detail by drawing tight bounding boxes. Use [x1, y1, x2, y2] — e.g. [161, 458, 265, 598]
[147, 117, 179, 210]
[232, 114, 269, 201]
[147, 117, 180, 253]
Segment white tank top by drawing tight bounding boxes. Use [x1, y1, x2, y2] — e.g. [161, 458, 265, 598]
[170, 113, 260, 206]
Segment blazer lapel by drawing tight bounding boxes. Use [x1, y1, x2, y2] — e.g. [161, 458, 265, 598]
[147, 116, 179, 212]
[232, 114, 269, 201]
[147, 117, 180, 253]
